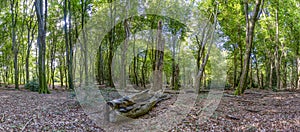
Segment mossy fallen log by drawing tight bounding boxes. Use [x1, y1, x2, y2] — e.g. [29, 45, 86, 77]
[107, 90, 171, 122]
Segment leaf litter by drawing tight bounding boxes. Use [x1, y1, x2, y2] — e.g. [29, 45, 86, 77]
[0, 88, 299, 131]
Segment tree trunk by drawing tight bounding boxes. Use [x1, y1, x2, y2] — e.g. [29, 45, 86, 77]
[26, 16, 36, 83]
[50, 30, 57, 89]
[297, 57, 300, 89]
[10, 0, 19, 90]
[269, 61, 273, 89]
[171, 35, 178, 90]
[64, 0, 69, 88]
[261, 72, 264, 88]
[249, 58, 253, 88]
[152, 20, 164, 92]
[107, 1, 115, 87]
[235, 0, 263, 95]
[253, 51, 260, 88]
[141, 37, 149, 88]
[133, 35, 138, 86]
[68, 0, 74, 90]
[275, 0, 281, 90]
[233, 44, 238, 89]
[196, 3, 218, 93]
[35, 0, 50, 94]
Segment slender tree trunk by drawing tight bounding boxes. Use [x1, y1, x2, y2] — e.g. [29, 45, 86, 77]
[11, 0, 19, 90]
[297, 56, 300, 89]
[261, 72, 264, 88]
[141, 38, 149, 88]
[283, 56, 287, 89]
[171, 35, 179, 90]
[50, 31, 57, 89]
[68, 0, 74, 90]
[196, 3, 218, 93]
[133, 35, 138, 86]
[26, 3, 36, 83]
[254, 53, 260, 88]
[238, 27, 243, 81]
[269, 61, 273, 88]
[296, 34, 300, 89]
[64, 0, 69, 88]
[249, 58, 253, 88]
[275, 0, 281, 90]
[59, 57, 64, 87]
[73, 16, 79, 86]
[233, 44, 238, 89]
[26, 21, 35, 83]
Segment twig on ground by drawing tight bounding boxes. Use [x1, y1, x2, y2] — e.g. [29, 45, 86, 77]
[225, 114, 240, 120]
[245, 108, 261, 113]
[0, 113, 4, 123]
[21, 117, 34, 132]
[223, 93, 238, 98]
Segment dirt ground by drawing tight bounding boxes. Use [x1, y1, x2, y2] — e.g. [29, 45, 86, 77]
[0, 88, 299, 131]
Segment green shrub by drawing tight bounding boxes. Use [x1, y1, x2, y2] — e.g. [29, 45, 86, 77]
[25, 79, 39, 92]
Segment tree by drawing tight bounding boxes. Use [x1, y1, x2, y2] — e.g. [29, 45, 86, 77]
[35, 0, 50, 94]
[64, 0, 74, 90]
[10, 0, 19, 90]
[235, 0, 264, 95]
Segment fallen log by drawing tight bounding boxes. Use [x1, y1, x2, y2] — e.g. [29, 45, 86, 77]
[107, 90, 171, 122]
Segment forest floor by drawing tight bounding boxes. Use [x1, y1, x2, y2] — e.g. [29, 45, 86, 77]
[0, 87, 299, 131]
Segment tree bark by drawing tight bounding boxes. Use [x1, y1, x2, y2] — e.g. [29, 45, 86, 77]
[152, 20, 164, 92]
[107, 90, 170, 122]
[297, 56, 300, 89]
[253, 52, 260, 88]
[35, 0, 50, 94]
[233, 44, 238, 89]
[275, 0, 281, 90]
[235, 0, 263, 95]
[10, 0, 19, 90]
[107, 1, 115, 87]
[68, 0, 74, 90]
[133, 35, 138, 86]
[269, 61, 273, 88]
[26, 12, 36, 83]
[50, 34, 56, 89]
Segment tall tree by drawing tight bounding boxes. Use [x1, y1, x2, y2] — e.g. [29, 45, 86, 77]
[35, 0, 50, 94]
[64, 0, 74, 90]
[25, 3, 36, 84]
[152, 20, 164, 92]
[10, 0, 19, 89]
[235, 0, 264, 95]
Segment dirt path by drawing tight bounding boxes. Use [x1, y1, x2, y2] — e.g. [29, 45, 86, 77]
[0, 88, 299, 131]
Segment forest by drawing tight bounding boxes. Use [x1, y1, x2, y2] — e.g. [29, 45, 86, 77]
[0, 0, 299, 131]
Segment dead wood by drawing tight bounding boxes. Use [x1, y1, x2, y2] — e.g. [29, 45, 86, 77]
[107, 90, 171, 121]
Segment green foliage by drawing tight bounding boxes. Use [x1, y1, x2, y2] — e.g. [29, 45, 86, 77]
[25, 79, 39, 92]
